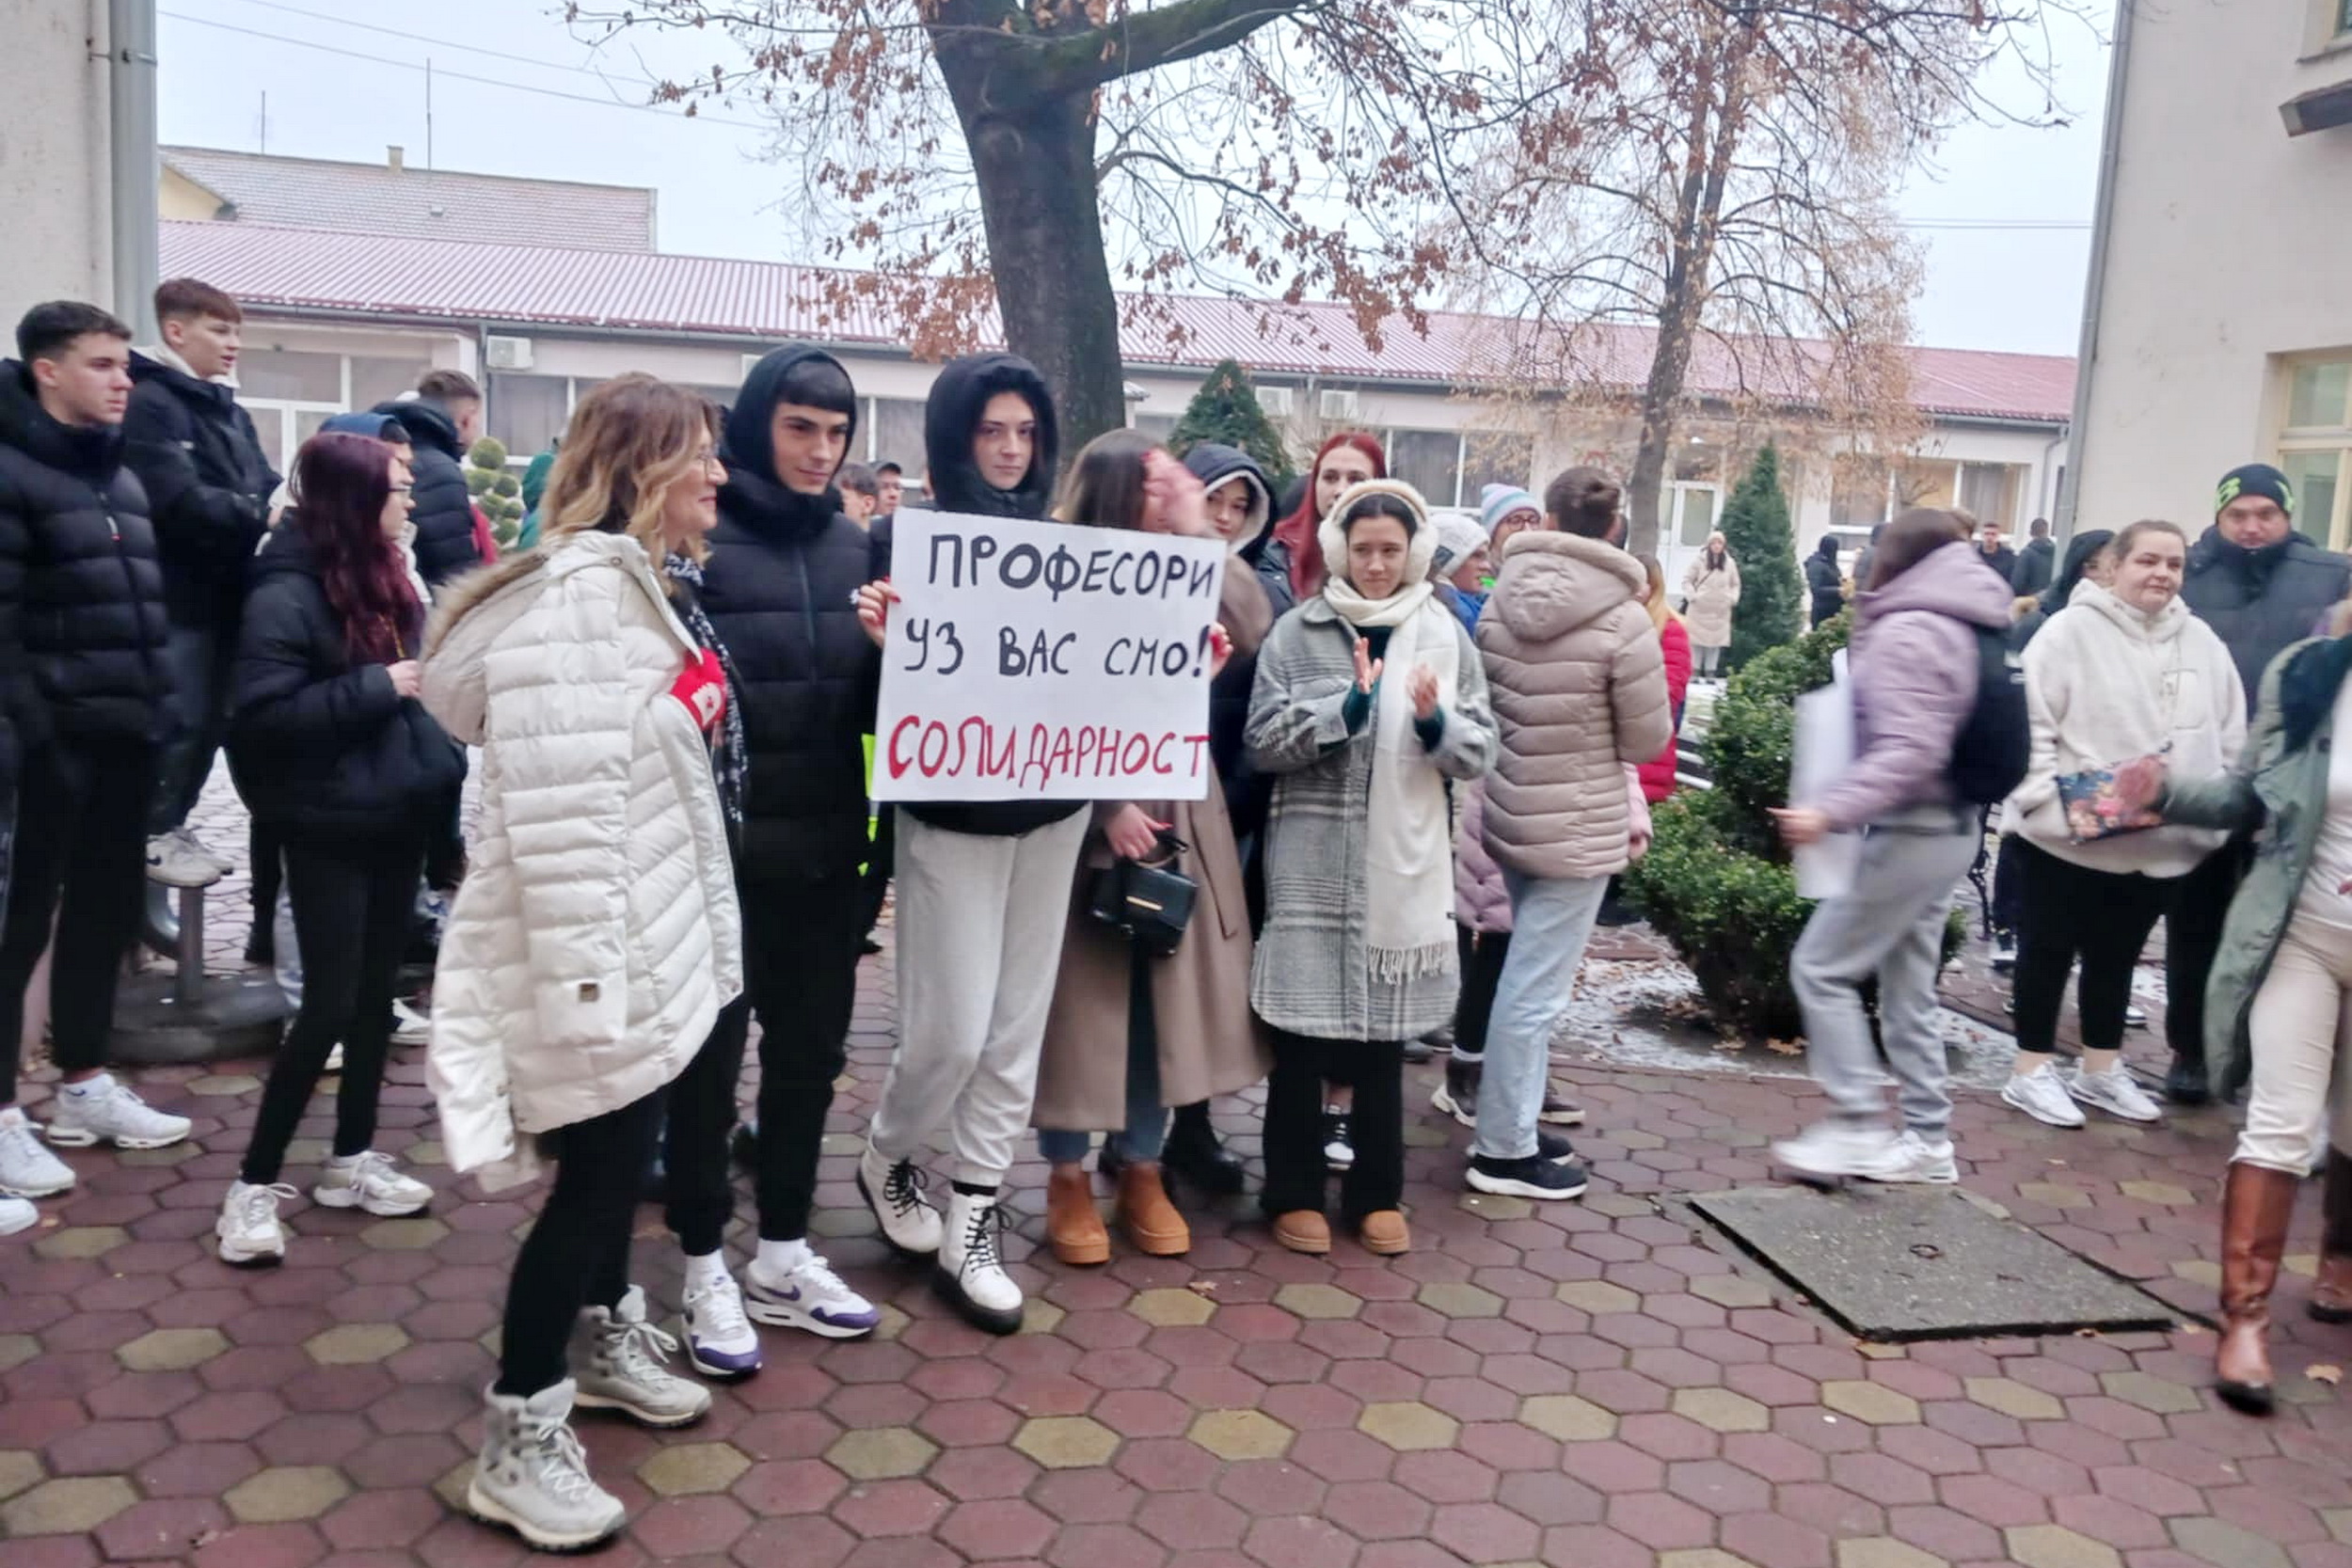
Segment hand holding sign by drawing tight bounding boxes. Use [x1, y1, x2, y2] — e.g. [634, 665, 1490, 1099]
[1352, 639, 1384, 695]
[1104, 804, 1172, 861]
[1407, 664, 1440, 721]
[855, 580, 898, 649]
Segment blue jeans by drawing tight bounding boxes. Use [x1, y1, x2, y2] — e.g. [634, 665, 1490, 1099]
[1038, 955, 1167, 1164]
[150, 620, 234, 835]
[1473, 870, 1609, 1162]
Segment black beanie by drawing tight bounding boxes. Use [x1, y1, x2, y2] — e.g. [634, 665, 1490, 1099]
[2216, 463, 2295, 520]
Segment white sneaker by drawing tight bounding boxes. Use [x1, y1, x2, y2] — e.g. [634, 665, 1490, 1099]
[1990, 932, 2017, 973]
[858, 1145, 943, 1257]
[146, 827, 227, 888]
[570, 1286, 710, 1429]
[312, 1150, 431, 1216]
[743, 1250, 881, 1339]
[215, 1180, 299, 1266]
[1323, 1110, 1355, 1172]
[2066, 1064, 2163, 1124]
[2123, 1005, 2149, 1028]
[0, 1106, 74, 1196]
[0, 1196, 37, 1236]
[1853, 1129, 1960, 1185]
[43, 1076, 191, 1149]
[390, 1000, 431, 1047]
[2002, 1062, 2087, 1129]
[323, 1043, 344, 1073]
[681, 1267, 764, 1378]
[1771, 1120, 1900, 1184]
[934, 1188, 1023, 1335]
[468, 1380, 626, 1552]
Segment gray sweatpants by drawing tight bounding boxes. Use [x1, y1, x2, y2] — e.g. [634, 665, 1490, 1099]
[868, 809, 1089, 1187]
[1789, 823, 1979, 1139]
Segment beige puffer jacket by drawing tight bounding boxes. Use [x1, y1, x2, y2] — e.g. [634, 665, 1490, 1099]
[1476, 531, 1675, 879]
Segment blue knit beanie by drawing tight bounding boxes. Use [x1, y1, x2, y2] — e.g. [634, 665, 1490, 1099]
[1480, 483, 1540, 534]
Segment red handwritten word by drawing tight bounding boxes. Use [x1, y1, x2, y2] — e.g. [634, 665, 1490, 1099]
[886, 716, 1211, 789]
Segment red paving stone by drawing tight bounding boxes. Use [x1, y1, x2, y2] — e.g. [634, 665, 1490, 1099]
[5, 784, 2352, 1563]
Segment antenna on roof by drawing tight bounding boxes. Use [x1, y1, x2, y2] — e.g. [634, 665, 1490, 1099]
[258, 91, 266, 155]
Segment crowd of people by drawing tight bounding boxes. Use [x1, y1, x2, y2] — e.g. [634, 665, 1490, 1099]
[1, 279, 2348, 1549]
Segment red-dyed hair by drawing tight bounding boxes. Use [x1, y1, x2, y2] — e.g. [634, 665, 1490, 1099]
[1275, 432, 1388, 598]
[289, 432, 424, 667]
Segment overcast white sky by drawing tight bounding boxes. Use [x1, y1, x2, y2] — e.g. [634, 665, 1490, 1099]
[156, 0, 2112, 360]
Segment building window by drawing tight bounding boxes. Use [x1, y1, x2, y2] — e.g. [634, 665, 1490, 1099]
[867, 398, 927, 473]
[1891, 457, 2021, 528]
[1134, 413, 1180, 442]
[238, 348, 344, 404]
[2280, 355, 2352, 548]
[351, 356, 434, 410]
[1463, 430, 1535, 501]
[1830, 455, 1889, 532]
[1391, 430, 1464, 509]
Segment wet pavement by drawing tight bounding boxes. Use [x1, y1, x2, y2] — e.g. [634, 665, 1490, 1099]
[4, 779, 2350, 1568]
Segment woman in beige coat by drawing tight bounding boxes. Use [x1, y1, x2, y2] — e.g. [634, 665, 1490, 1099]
[1034, 432, 1271, 1265]
[1681, 532, 1740, 675]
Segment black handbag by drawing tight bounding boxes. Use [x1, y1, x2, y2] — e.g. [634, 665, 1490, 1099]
[1087, 832, 1196, 958]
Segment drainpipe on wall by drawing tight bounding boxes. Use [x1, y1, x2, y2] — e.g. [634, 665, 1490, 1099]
[2054, 0, 2137, 543]
[107, 0, 159, 342]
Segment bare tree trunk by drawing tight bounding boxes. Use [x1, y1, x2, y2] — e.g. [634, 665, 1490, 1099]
[933, 39, 1130, 468]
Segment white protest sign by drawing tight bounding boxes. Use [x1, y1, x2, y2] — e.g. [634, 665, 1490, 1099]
[873, 510, 1227, 802]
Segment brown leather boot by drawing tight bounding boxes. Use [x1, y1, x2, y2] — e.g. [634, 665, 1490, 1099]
[2313, 1148, 2352, 1325]
[2216, 1162, 2299, 1416]
[1046, 1165, 1110, 1267]
[1117, 1162, 1190, 1258]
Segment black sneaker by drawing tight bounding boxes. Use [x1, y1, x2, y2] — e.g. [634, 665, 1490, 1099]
[1433, 1058, 1480, 1127]
[1536, 1127, 1581, 1164]
[1323, 1112, 1354, 1172]
[1468, 1153, 1589, 1201]
[2164, 1054, 2211, 1106]
[1161, 1104, 1247, 1196]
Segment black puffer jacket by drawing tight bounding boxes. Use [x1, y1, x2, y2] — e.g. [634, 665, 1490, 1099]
[2183, 527, 2352, 708]
[123, 351, 276, 626]
[226, 523, 461, 837]
[704, 344, 883, 880]
[904, 353, 1083, 838]
[372, 399, 482, 589]
[0, 362, 172, 757]
[1184, 442, 1282, 833]
[1805, 545, 1844, 626]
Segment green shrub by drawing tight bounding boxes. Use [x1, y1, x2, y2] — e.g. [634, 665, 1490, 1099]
[1625, 611, 1965, 1039]
[1722, 443, 1804, 671]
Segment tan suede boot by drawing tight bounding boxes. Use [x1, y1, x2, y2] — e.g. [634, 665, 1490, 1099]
[2312, 1148, 2352, 1325]
[1117, 1162, 1190, 1258]
[2216, 1162, 2299, 1417]
[1045, 1166, 1110, 1267]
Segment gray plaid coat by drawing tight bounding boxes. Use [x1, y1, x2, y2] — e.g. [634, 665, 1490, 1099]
[1244, 597, 1497, 1042]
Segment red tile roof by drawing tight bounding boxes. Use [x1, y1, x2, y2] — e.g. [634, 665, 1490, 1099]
[163, 148, 658, 253]
[160, 220, 2074, 425]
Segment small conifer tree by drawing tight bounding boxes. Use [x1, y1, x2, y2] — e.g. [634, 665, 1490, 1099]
[1168, 359, 1294, 483]
[1722, 442, 1804, 669]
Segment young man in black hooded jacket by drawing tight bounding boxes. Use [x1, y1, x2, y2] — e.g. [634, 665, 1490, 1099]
[372, 370, 485, 591]
[856, 353, 1088, 1334]
[660, 345, 885, 1377]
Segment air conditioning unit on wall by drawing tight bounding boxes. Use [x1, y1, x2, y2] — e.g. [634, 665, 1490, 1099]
[484, 334, 533, 372]
[1259, 387, 1295, 418]
[740, 352, 768, 379]
[1319, 389, 1361, 422]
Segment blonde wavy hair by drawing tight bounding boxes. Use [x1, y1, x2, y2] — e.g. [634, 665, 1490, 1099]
[539, 373, 722, 578]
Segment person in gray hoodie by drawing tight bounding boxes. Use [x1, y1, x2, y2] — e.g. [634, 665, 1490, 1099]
[1771, 508, 2017, 1184]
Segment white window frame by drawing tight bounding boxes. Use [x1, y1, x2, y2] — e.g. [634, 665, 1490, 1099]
[2278, 354, 2352, 549]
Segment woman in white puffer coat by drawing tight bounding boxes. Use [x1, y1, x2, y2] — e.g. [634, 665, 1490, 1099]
[421, 375, 744, 1554]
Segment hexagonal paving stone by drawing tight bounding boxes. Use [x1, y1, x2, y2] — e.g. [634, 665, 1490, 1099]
[2015, 1183, 2092, 1210]
[1835, 1541, 1948, 1568]
[1673, 1387, 1771, 1434]
[1418, 1281, 1505, 1319]
[187, 1073, 260, 1096]
[1189, 1410, 1295, 1461]
[1013, 1416, 1120, 1469]
[1690, 1275, 1774, 1309]
[826, 1427, 939, 1481]
[1820, 1381, 1920, 1426]
[1274, 1284, 1361, 1321]
[1, 1475, 137, 1535]
[1963, 1377, 2063, 1421]
[2004, 1524, 2122, 1568]
[119, 1326, 230, 1372]
[2117, 1181, 2196, 1207]
[1518, 1394, 1617, 1442]
[223, 1465, 350, 1524]
[2095, 1370, 2201, 1416]
[303, 1323, 410, 1366]
[34, 1225, 127, 1259]
[1020, 1298, 1067, 1335]
[2169, 1516, 2292, 1568]
[359, 1216, 449, 1250]
[1359, 1402, 1461, 1451]
[0, 1450, 40, 1501]
[1461, 1193, 1532, 1222]
[2170, 1259, 2223, 1289]
[640, 1441, 753, 1496]
[873, 1303, 913, 1341]
[0, 1335, 36, 1373]
[1660, 1553, 1767, 1568]
[1129, 1287, 1216, 1327]
[1556, 1281, 1641, 1315]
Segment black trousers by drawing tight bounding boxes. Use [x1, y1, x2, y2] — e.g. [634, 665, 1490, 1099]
[858, 805, 895, 940]
[0, 739, 156, 1104]
[2167, 839, 2249, 1069]
[240, 833, 424, 1184]
[1991, 834, 2026, 937]
[2010, 840, 2171, 1057]
[247, 818, 284, 939]
[1453, 927, 1512, 1059]
[499, 1087, 667, 1398]
[1261, 1031, 1404, 1223]
[666, 873, 866, 1253]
